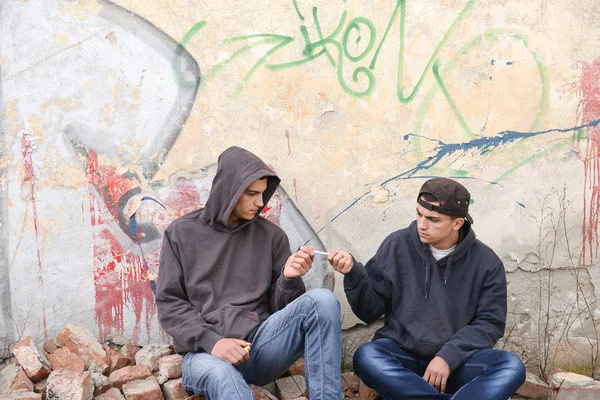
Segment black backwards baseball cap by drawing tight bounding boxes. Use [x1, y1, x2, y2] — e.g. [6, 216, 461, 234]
[417, 178, 474, 224]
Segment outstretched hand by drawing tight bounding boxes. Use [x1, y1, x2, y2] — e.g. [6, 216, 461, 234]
[328, 250, 354, 274]
[283, 246, 314, 279]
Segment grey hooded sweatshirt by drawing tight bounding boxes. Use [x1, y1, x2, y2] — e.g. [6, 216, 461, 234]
[344, 221, 506, 371]
[156, 146, 306, 354]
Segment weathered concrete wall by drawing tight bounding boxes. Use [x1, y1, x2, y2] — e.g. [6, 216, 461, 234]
[1, 0, 599, 366]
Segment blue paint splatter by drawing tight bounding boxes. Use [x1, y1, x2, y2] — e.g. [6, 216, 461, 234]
[326, 119, 600, 225]
[491, 59, 496, 65]
[385, 119, 600, 186]
[331, 192, 370, 222]
[506, 61, 514, 65]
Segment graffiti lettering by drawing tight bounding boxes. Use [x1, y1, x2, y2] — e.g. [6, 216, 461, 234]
[179, 1, 549, 161]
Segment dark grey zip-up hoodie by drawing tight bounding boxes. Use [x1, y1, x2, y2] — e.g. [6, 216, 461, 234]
[344, 221, 506, 371]
[156, 146, 305, 354]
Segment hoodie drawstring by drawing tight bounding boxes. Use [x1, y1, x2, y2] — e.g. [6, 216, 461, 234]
[425, 255, 453, 299]
[443, 255, 453, 284]
[424, 257, 431, 299]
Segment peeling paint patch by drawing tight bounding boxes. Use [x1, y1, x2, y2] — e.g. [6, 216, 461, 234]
[60, 0, 103, 20]
[53, 34, 69, 44]
[372, 187, 389, 205]
[315, 93, 329, 102]
[106, 31, 117, 45]
[5, 99, 20, 122]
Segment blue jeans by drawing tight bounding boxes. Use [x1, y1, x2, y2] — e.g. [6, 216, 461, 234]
[354, 338, 525, 400]
[182, 289, 342, 399]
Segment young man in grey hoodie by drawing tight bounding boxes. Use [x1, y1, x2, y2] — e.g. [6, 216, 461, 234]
[329, 178, 525, 400]
[156, 146, 342, 399]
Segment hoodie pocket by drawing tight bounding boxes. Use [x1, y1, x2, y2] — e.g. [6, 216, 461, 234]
[204, 306, 262, 339]
[400, 336, 446, 359]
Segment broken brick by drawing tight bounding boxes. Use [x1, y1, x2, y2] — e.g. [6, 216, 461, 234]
[46, 370, 94, 400]
[47, 346, 86, 373]
[108, 365, 152, 389]
[158, 355, 182, 379]
[12, 337, 51, 382]
[56, 324, 109, 374]
[122, 376, 163, 400]
[135, 344, 172, 372]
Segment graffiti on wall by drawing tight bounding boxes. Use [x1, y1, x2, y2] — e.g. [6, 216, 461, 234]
[1, 0, 599, 345]
[181, 0, 548, 140]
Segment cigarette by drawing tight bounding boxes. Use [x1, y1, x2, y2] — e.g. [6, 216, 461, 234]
[313, 250, 329, 256]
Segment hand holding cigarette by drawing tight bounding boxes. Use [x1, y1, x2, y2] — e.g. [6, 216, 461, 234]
[283, 246, 314, 279]
[327, 250, 354, 275]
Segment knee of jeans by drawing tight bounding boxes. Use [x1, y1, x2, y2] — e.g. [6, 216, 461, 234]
[502, 352, 526, 383]
[305, 288, 340, 316]
[183, 356, 236, 388]
[353, 342, 379, 378]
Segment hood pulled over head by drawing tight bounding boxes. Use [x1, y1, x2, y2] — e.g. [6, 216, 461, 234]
[200, 146, 280, 229]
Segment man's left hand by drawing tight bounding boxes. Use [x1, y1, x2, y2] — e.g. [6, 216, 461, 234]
[283, 246, 314, 279]
[423, 356, 450, 393]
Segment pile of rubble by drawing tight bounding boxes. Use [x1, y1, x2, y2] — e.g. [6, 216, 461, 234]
[0, 324, 598, 399]
[0, 324, 370, 399]
[514, 370, 600, 400]
[0, 324, 197, 399]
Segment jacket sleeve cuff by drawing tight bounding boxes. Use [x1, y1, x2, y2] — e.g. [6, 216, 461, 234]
[344, 257, 367, 288]
[279, 268, 305, 290]
[436, 344, 465, 372]
[197, 329, 223, 354]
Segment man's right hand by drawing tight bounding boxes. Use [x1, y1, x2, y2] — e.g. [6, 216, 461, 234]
[283, 246, 314, 279]
[211, 338, 251, 365]
[328, 250, 354, 274]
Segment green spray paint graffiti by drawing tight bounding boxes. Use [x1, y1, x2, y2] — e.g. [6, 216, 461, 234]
[172, 0, 551, 184]
[174, 1, 548, 124]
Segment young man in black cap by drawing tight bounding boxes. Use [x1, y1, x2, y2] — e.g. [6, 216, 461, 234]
[328, 178, 525, 400]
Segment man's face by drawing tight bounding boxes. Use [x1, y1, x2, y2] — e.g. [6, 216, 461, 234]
[228, 178, 268, 225]
[416, 201, 464, 249]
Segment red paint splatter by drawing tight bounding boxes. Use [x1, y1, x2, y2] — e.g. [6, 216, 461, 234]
[293, 177, 298, 202]
[261, 192, 283, 225]
[86, 153, 203, 343]
[576, 58, 600, 264]
[162, 178, 202, 216]
[262, 199, 282, 225]
[285, 130, 292, 156]
[262, 165, 284, 224]
[86, 151, 164, 342]
[21, 133, 47, 340]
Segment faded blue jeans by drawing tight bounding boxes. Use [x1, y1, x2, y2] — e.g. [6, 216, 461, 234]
[354, 338, 525, 400]
[182, 289, 342, 399]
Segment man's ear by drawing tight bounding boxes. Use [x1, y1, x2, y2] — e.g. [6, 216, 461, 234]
[452, 217, 465, 231]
